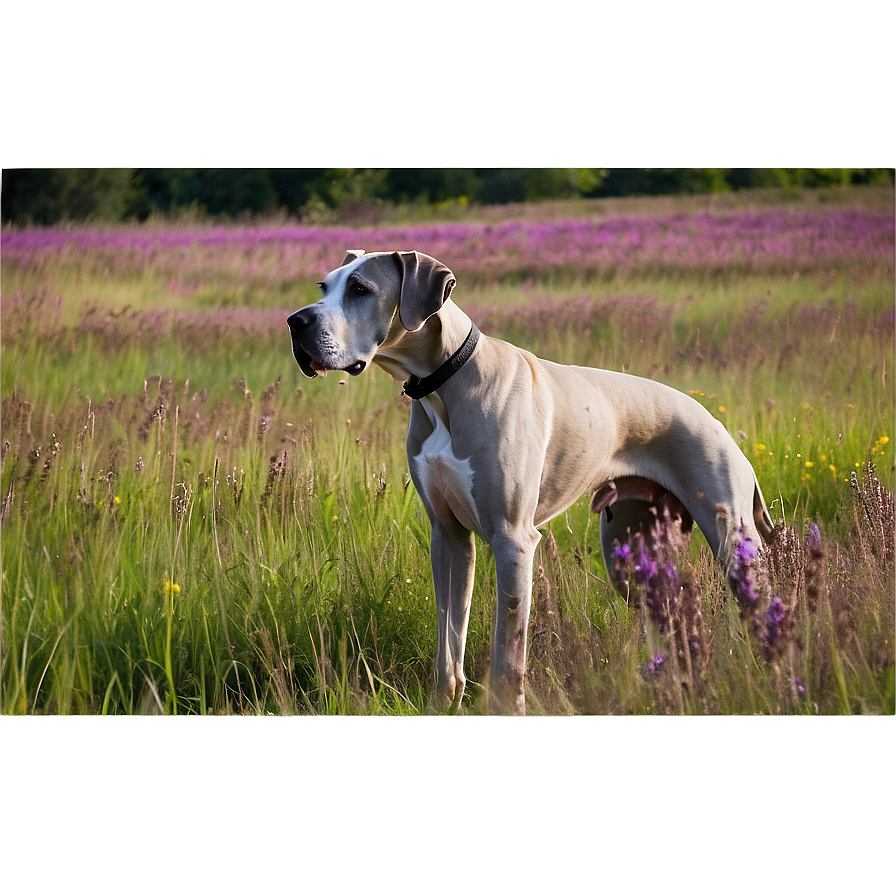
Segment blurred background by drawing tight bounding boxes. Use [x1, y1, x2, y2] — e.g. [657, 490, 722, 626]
[2, 167, 893, 225]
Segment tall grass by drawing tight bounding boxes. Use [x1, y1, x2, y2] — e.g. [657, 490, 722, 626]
[2, 189, 893, 714]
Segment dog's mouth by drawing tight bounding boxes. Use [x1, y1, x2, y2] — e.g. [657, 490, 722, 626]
[292, 342, 366, 379]
[310, 359, 367, 378]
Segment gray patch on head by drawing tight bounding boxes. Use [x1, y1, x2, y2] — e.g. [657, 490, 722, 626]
[306, 253, 404, 371]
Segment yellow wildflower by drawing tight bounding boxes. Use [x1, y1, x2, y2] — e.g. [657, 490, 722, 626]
[164, 581, 181, 595]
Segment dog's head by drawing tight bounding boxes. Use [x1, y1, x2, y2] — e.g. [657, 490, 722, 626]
[287, 250, 456, 378]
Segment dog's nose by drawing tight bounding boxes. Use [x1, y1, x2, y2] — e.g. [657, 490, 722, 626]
[287, 308, 316, 332]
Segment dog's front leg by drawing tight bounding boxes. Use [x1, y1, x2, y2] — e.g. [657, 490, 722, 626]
[489, 527, 541, 714]
[430, 522, 476, 713]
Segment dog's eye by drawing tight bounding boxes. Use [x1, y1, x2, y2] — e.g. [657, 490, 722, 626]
[350, 281, 369, 296]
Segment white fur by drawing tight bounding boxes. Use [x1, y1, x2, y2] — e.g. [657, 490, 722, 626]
[411, 393, 482, 537]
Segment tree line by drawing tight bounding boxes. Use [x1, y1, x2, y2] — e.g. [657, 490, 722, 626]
[1, 167, 892, 225]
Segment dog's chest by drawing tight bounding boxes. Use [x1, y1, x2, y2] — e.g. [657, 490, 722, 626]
[410, 396, 481, 535]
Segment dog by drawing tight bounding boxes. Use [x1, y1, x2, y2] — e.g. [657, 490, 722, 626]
[287, 250, 774, 713]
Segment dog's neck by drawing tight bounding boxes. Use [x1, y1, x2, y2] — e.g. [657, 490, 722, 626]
[374, 299, 475, 385]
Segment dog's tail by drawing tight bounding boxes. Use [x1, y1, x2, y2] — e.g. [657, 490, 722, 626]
[752, 475, 775, 544]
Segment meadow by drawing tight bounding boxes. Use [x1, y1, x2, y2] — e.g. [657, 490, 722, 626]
[1, 186, 893, 714]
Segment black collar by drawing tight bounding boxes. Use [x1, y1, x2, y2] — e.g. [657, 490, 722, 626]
[402, 323, 481, 400]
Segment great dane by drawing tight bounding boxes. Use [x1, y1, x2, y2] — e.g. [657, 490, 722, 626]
[287, 250, 774, 713]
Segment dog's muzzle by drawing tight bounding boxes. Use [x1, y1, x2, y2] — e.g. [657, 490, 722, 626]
[287, 309, 366, 379]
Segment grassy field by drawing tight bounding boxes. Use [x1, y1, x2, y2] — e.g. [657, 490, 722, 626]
[2, 186, 893, 714]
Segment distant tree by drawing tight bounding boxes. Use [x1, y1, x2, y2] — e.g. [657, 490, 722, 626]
[847, 168, 895, 185]
[301, 168, 390, 210]
[476, 168, 600, 204]
[385, 169, 484, 204]
[727, 169, 782, 190]
[192, 169, 275, 216]
[268, 169, 325, 214]
[799, 168, 853, 187]
[125, 168, 175, 218]
[3, 167, 892, 224]
[1, 168, 135, 224]
[727, 168, 893, 190]
[125, 168, 280, 218]
[598, 169, 732, 197]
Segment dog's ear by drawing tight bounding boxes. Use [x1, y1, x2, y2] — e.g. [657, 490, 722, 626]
[395, 251, 456, 331]
[342, 249, 365, 265]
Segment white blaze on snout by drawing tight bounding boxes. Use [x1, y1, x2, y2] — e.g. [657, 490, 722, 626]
[310, 254, 390, 368]
[413, 394, 482, 536]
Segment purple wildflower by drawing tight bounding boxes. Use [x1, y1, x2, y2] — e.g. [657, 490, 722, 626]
[647, 655, 665, 675]
[632, 533, 679, 634]
[633, 542, 660, 587]
[760, 595, 789, 660]
[738, 538, 759, 565]
[615, 511, 707, 677]
[807, 522, 822, 553]
[794, 677, 806, 698]
[5, 209, 891, 283]
[729, 527, 762, 619]
[728, 523, 795, 662]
